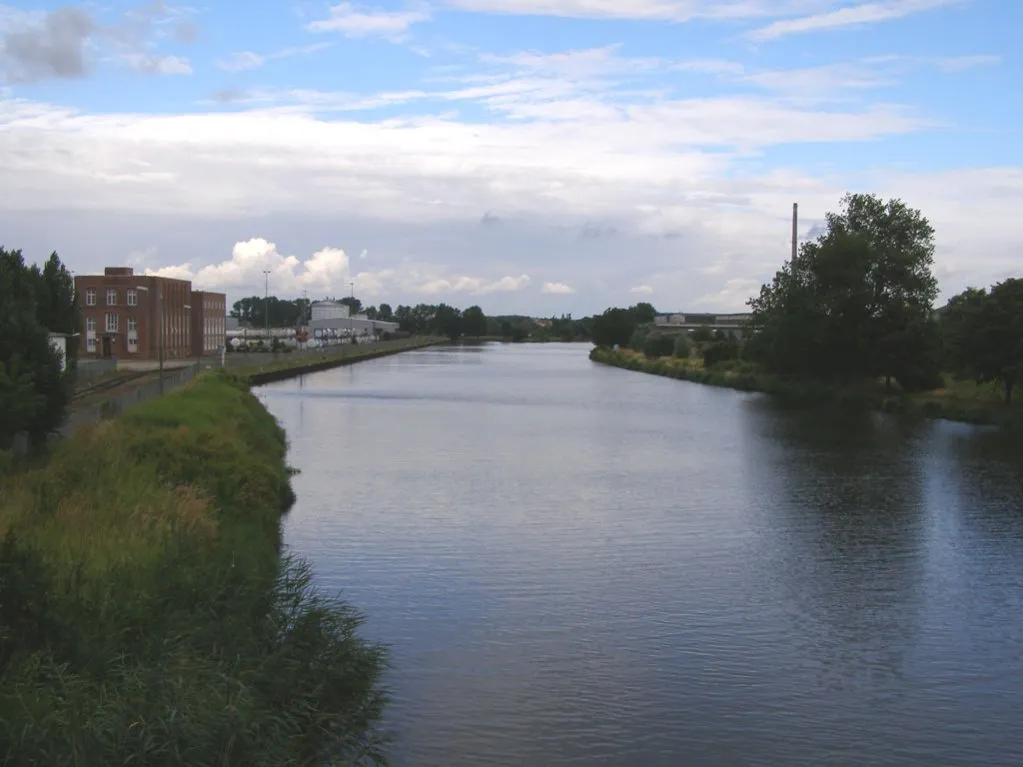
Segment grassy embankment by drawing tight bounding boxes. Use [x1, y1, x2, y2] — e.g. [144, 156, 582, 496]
[0, 371, 387, 766]
[590, 346, 1023, 430]
[232, 336, 443, 385]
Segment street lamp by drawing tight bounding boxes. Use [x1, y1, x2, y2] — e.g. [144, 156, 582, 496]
[348, 280, 355, 343]
[262, 269, 271, 347]
[136, 284, 164, 394]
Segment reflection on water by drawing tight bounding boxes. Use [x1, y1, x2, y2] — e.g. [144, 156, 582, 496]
[259, 343, 1023, 767]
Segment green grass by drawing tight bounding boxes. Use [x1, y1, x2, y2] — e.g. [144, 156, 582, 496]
[0, 370, 388, 766]
[590, 347, 1023, 430]
[233, 337, 443, 383]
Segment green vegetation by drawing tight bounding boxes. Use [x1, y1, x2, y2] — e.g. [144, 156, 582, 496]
[1, 248, 79, 455]
[235, 336, 444, 384]
[589, 193, 1023, 430]
[0, 372, 387, 765]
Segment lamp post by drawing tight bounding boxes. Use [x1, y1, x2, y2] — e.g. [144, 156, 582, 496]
[262, 269, 271, 348]
[136, 284, 163, 394]
[348, 280, 355, 343]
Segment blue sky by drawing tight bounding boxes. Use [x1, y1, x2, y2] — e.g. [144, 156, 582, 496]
[1, 0, 1020, 313]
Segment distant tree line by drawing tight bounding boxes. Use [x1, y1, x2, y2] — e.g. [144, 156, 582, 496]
[1, 248, 79, 455]
[591, 193, 1023, 405]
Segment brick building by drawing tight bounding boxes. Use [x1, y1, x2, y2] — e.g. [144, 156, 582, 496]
[191, 291, 227, 358]
[74, 267, 226, 360]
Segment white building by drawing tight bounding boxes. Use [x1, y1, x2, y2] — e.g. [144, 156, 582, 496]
[310, 301, 350, 321]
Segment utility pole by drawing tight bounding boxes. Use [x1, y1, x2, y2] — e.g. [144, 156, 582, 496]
[262, 269, 271, 348]
[348, 280, 355, 343]
[791, 202, 799, 266]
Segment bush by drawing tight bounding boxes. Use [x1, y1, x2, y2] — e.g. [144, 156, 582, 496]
[643, 332, 675, 359]
[673, 334, 691, 359]
[628, 328, 648, 352]
[702, 338, 740, 368]
[0, 372, 387, 765]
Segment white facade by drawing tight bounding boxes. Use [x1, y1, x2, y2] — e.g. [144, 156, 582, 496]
[311, 301, 350, 321]
[48, 333, 68, 372]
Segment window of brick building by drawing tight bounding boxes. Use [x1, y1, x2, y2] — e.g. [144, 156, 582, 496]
[86, 288, 96, 306]
[127, 289, 137, 306]
[105, 313, 118, 333]
[106, 288, 117, 306]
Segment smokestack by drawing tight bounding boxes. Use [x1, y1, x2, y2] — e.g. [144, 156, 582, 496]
[791, 202, 798, 264]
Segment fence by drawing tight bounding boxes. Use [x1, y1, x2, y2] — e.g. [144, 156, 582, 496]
[58, 363, 202, 439]
[76, 358, 118, 382]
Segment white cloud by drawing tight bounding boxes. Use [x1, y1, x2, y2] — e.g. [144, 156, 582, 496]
[748, 0, 957, 42]
[142, 237, 533, 301]
[216, 51, 263, 72]
[434, 0, 810, 21]
[542, 281, 576, 294]
[307, 3, 429, 40]
[215, 43, 330, 73]
[629, 285, 654, 294]
[122, 53, 192, 75]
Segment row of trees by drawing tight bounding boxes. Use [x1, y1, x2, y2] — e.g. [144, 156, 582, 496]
[1, 248, 79, 453]
[393, 303, 487, 339]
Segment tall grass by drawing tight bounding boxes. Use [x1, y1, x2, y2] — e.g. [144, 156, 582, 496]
[0, 370, 387, 766]
[590, 346, 1023, 430]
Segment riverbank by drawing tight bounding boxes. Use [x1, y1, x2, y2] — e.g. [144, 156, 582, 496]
[234, 336, 443, 385]
[0, 371, 387, 765]
[590, 347, 1023, 430]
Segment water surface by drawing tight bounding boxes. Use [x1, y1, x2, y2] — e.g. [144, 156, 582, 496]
[259, 343, 1023, 766]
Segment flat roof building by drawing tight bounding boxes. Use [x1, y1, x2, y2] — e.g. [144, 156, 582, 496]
[74, 267, 226, 361]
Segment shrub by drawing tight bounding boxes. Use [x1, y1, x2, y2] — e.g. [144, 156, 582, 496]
[673, 335, 692, 359]
[702, 338, 740, 368]
[643, 333, 675, 359]
[628, 328, 648, 352]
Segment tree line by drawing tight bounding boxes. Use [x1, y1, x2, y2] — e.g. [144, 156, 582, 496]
[591, 193, 1023, 405]
[1, 248, 79, 455]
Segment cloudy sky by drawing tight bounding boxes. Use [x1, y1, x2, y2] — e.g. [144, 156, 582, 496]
[1, 0, 1020, 314]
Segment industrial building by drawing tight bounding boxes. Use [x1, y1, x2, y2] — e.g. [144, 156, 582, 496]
[307, 300, 399, 342]
[74, 267, 226, 360]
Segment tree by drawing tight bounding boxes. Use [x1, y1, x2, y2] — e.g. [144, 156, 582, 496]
[944, 279, 1023, 404]
[1, 248, 73, 451]
[748, 193, 939, 386]
[339, 296, 362, 316]
[691, 325, 714, 344]
[377, 303, 394, 322]
[630, 302, 657, 324]
[642, 333, 674, 359]
[673, 334, 691, 359]
[591, 307, 636, 348]
[462, 305, 487, 338]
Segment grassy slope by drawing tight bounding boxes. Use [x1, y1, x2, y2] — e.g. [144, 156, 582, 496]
[232, 337, 442, 383]
[590, 347, 1023, 430]
[0, 371, 387, 766]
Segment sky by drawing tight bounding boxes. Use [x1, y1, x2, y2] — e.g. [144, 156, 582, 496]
[1, 0, 1020, 315]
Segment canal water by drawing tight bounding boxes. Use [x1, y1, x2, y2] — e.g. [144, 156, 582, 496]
[258, 342, 1023, 766]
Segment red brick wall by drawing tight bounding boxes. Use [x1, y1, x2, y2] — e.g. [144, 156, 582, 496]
[75, 269, 196, 361]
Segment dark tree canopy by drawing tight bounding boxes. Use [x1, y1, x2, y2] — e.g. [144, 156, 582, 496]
[748, 193, 940, 388]
[629, 302, 657, 324]
[462, 305, 487, 338]
[944, 278, 1023, 404]
[1, 248, 77, 452]
[591, 307, 636, 348]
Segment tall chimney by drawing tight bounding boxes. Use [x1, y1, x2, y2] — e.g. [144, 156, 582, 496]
[791, 202, 798, 264]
